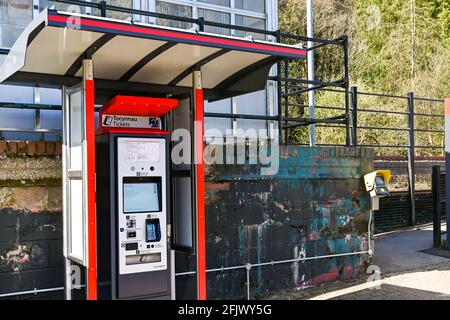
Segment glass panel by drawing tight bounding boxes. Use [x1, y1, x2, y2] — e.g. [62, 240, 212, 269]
[42, 1, 132, 19]
[69, 179, 84, 260]
[155, 1, 192, 30]
[69, 91, 83, 171]
[236, 119, 266, 132]
[205, 98, 232, 135]
[91, 0, 133, 20]
[40, 0, 84, 13]
[0, 84, 34, 103]
[41, 110, 62, 130]
[198, 0, 230, 7]
[0, 109, 35, 128]
[235, 90, 267, 133]
[235, 0, 265, 13]
[173, 177, 193, 249]
[197, 8, 230, 35]
[235, 15, 266, 40]
[0, 0, 33, 48]
[235, 90, 266, 115]
[39, 87, 62, 105]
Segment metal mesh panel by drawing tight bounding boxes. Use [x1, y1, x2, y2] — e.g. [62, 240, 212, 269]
[375, 193, 409, 232]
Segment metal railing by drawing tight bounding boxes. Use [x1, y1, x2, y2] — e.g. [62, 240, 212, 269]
[0, 250, 369, 300]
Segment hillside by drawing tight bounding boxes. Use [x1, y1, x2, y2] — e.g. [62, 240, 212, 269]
[279, 0, 450, 153]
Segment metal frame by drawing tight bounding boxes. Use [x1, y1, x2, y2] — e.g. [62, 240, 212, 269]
[61, 58, 97, 300]
[63, 83, 87, 266]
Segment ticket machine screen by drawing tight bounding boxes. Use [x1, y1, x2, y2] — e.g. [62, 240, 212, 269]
[123, 177, 161, 213]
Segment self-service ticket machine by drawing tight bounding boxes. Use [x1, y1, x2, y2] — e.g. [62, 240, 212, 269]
[95, 96, 178, 300]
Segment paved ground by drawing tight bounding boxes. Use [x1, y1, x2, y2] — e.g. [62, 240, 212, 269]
[313, 260, 450, 300]
[317, 223, 450, 300]
[373, 223, 448, 274]
[265, 223, 450, 300]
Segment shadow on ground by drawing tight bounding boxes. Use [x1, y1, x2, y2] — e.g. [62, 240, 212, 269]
[331, 284, 450, 300]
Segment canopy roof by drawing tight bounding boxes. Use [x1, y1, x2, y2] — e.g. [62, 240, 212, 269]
[0, 9, 306, 102]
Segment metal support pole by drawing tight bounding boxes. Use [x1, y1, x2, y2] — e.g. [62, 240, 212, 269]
[306, 0, 316, 146]
[83, 58, 97, 300]
[245, 263, 251, 301]
[193, 69, 206, 300]
[432, 165, 442, 248]
[343, 36, 351, 146]
[198, 17, 205, 32]
[407, 92, 416, 226]
[99, 1, 107, 17]
[62, 84, 71, 301]
[444, 98, 450, 250]
[33, 86, 43, 140]
[275, 30, 283, 145]
[284, 61, 289, 145]
[351, 86, 358, 146]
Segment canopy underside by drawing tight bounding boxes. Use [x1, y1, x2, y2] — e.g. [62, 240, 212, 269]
[0, 9, 306, 102]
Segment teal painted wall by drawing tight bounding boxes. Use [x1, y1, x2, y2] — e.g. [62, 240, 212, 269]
[204, 146, 374, 299]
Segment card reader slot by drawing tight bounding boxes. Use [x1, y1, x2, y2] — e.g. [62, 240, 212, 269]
[125, 253, 161, 265]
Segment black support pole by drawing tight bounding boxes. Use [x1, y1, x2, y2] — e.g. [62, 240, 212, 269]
[351, 86, 358, 146]
[407, 92, 416, 226]
[276, 30, 283, 145]
[284, 60, 289, 145]
[99, 1, 107, 17]
[343, 36, 351, 146]
[197, 17, 205, 32]
[432, 165, 442, 248]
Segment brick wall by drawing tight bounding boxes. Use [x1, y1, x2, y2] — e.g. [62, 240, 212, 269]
[0, 141, 63, 299]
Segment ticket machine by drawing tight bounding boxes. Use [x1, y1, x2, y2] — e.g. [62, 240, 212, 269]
[95, 96, 178, 300]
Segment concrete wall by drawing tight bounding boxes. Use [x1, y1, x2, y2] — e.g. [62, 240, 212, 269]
[0, 142, 63, 299]
[204, 146, 374, 299]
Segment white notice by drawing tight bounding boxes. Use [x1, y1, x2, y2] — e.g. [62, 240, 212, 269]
[124, 142, 160, 163]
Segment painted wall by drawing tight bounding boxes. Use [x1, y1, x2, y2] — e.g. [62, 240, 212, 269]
[203, 146, 374, 299]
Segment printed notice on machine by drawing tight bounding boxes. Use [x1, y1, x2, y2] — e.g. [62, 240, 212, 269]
[125, 141, 160, 163]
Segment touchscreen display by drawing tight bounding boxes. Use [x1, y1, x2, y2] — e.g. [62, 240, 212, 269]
[123, 178, 161, 213]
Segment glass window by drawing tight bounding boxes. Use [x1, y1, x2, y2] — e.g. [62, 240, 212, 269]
[236, 90, 267, 116]
[92, 0, 133, 20]
[205, 98, 232, 135]
[235, 0, 265, 13]
[198, 0, 230, 7]
[155, 1, 193, 29]
[198, 8, 230, 35]
[0, 0, 33, 48]
[40, 0, 87, 14]
[235, 15, 266, 40]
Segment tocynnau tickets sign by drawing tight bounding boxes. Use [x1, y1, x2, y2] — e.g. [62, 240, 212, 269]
[102, 114, 161, 129]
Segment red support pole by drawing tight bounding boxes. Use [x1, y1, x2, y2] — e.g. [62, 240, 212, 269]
[85, 76, 97, 300]
[195, 86, 207, 300]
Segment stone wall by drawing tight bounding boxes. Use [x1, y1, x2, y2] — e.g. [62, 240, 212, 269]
[0, 142, 63, 299]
